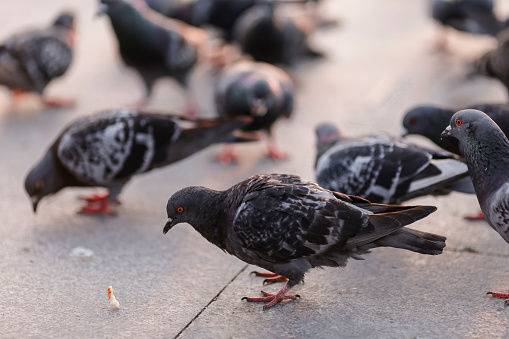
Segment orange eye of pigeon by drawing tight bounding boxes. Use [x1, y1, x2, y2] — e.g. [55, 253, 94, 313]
[177, 207, 184, 213]
[410, 118, 417, 126]
[456, 119, 462, 126]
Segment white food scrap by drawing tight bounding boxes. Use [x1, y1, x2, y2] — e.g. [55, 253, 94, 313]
[107, 286, 120, 309]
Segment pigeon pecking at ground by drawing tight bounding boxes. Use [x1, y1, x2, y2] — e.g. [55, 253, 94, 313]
[402, 103, 509, 156]
[232, 0, 323, 65]
[98, 0, 208, 113]
[164, 173, 445, 310]
[441, 109, 509, 304]
[430, 0, 507, 51]
[25, 109, 252, 215]
[214, 59, 294, 162]
[0, 11, 75, 108]
[315, 122, 474, 205]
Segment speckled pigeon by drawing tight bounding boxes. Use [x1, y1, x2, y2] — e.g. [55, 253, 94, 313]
[441, 109, 509, 304]
[24, 109, 251, 215]
[98, 0, 207, 111]
[0, 11, 75, 107]
[402, 103, 509, 156]
[315, 122, 474, 205]
[164, 173, 444, 310]
[214, 59, 293, 161]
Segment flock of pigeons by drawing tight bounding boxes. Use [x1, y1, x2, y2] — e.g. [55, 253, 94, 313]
[2, 0, 509, 310]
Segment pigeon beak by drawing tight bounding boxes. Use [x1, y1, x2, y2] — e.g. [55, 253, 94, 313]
[251, 100, 267, 116]
[97, 3, 109, 16]
[163, 217, 175, 234]
[441, 125, 452, 140]
[401, 128, 408, 137]
[30, 196, 40, 213]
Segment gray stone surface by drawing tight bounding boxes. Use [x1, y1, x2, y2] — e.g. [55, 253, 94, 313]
[2, 0, 509, 338]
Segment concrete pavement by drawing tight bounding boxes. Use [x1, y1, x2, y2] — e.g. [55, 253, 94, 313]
[2, 0, 509, 338]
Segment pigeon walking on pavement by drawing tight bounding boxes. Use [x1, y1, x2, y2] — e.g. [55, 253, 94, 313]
[98, 0, 207, 112]
[441, 109, 509, 304]
[402, 103, 509, 156]
[315, 122, 474, 205]
[164, 173, 445, 310]
[0, 11, 75, 108]
[25, 109, 251, 215]
[215, 60, 294, 162]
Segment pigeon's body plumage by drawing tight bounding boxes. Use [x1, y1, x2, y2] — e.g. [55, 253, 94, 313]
[0, 12, 74, 101]
[100, 0, 206, 106]
[402, 103, 509, 155]
[232, 2, 321, 65]
[25, 109, 250, 213]
[215, 60, 293, 160]
[315, 123, 473, 205]
[164, 173, 445, 309]
[442, 109, 509, 246]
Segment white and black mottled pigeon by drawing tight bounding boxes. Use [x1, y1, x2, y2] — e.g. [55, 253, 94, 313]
[98, 0, 207, 111]
[441, 109, 509, 304]
[0, 11, 75, 107]
[25, 109, 251, 215]
[164, 173, 445, 310]
[215, 59, 294, 161]
[315, 123, 474, 205]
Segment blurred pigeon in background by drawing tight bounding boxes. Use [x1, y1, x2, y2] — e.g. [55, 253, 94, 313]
[402, 103, 509, 156]
[163, 173, 444, 310]
[441, 109, 509, 304]
[232, 0, 323, 65]
[215, 59, 293, 162]
[98, 0, 208, 113]
[0, 11, 75, 108]
[25, 109, 251, 215]
[315, 122, 474, 205]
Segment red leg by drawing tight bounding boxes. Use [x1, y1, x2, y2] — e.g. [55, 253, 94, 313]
[216, 145, 237, 164]
[78, 193, 110, 203]
[487, 292, 509, 305]
[78, 200, 117, 216]
[265, 144, 288, 161]
[41, 96, 76, 108]
[250, 271, 289, 285]
[465, 211, 485, 221]
[242, 284, 300, 310]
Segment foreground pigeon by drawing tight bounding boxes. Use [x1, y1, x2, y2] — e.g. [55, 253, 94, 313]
[164, 173, 445, 310]
[232, 1, 322, 65]
[98, 0, 207, 111]
[315, 123, 474, 205]
[441, 109, 509, 304]
[430, 0, 507, 50]
[215, 60, 293, 161]
[25, 109, 251, 215]
[0, 11, 75, 107]
[402, 103, 509, 156]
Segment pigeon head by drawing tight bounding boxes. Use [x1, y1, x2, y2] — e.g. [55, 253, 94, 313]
[402, 105, 453, 137]
[53, 12, 75, 30]
[441, 109, 502, 141]
[24, 151, 65, 213]
[164, 186, 218, 234]
[315, 122, 342, 149]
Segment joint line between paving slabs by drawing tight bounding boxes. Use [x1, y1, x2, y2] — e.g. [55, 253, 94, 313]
[173, 264, 249, 339]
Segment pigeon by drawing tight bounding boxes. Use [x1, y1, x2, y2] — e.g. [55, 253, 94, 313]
[232, 1, 323, 65]
[471, 29, 509, 97]
[402, 103, 509, 156]
[24, 108, 251, 215]
[315, 123, 474, 205]
[0, 11, 75, 108]
[98, 0, 208, 111]
[441, 109, 509, 304]
[164, 173, 445, 310]
[430, 0, 507, 51]
[214, 59, 293, 161]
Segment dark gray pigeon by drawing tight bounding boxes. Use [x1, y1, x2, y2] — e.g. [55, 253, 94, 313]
[215, 59, 293, 161]
[0, 11, 75, 107]
[315, 123, 474, 205]
[402, 103, 509, 156]
[164, 173, 445, 310]
[25, 109, 251, 215]
[441, 109, 509, 304]
[98, 0, 207, 111]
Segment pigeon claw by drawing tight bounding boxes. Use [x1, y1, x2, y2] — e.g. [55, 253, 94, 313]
[78, 201, 117, 216]
[465, 211, 485, 221]
[242, 285, 299, 310]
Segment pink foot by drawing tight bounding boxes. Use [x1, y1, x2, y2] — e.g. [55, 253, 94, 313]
[78, 193, 109, 203]
[265, 145, 288, 161]
[465, 211, 485, 221]
[42, 97, 76, 108]
[78, 201, 117, 216]
[242, 285, 300, 310]
[216, 147, 237, 164]
[250, 271, 289, 285]
[487, 291, 509, 305]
